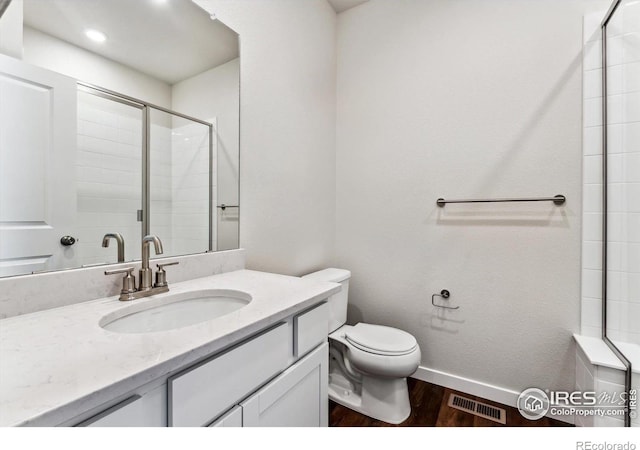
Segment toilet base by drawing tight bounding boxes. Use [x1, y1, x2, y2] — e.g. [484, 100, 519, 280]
[329, 374, 411, 424]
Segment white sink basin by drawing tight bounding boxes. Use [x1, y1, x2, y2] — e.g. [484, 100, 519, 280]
[100, 289, 251, 333]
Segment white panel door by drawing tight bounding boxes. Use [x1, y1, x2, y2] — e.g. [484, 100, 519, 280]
[241, 343, 328, 427]
[0, 55, 77, 276]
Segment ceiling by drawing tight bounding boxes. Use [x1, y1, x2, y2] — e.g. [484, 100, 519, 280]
[23, 0, 239, 85]
[327, 0, 369, 14]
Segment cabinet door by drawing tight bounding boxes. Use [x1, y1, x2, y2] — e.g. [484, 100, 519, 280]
[209, 406, 242, 427]
[241, 343, 328, 427]
[168, 323, 289, 427]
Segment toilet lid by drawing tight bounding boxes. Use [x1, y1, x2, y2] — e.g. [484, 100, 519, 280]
[345, 323, 417, 356]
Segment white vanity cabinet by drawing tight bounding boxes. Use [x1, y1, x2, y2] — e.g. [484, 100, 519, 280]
[72, 301, 329, 428]
[241, 342, 328, 427]
[209, 343, 328, 428]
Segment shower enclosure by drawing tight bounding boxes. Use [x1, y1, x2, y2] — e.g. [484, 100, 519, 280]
[77, 83, 216, 266]
[601, 0, 639, 428]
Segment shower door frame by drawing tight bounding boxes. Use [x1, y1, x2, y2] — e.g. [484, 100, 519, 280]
[600, 0, 633, 428]
[78, 82, 216, 252]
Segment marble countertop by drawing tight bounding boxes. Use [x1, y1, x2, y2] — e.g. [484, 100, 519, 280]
[0, 270, 340, 427]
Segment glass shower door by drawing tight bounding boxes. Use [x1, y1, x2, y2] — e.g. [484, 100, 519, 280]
[603, 0, 640, 427]
[148, 108, 213, 257]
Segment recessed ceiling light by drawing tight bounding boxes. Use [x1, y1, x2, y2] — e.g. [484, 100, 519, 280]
[85, 29, 106, 43]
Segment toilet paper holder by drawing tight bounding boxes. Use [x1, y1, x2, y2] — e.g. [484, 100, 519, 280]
[431, 289, 459, 310]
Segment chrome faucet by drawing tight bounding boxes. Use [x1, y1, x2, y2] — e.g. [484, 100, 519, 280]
[139, 235, 163, 291]
[102, 233, 125, 262]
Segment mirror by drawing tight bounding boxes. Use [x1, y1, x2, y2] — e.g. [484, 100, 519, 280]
[0, 0, 240, 277]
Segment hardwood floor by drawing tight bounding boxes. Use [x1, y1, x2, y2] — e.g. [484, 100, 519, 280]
[329, 378, 572, 427]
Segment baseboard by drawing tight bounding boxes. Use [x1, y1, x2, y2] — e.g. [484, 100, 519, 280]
[411, 366, 575, 425]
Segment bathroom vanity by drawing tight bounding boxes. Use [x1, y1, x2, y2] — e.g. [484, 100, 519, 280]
[0, 270, 339, 427]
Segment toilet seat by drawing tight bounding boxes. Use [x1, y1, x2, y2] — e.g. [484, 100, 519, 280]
[330, 323, 421, 378]
[345, 323, 417, 356]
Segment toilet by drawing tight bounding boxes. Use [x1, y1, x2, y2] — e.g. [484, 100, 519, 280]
[302, 268, 421, 424]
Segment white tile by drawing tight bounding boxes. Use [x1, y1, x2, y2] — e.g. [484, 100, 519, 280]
[608, 212, 625, 242]
[606, 243, 625, 271]
[583, 240, 602, 270]
[629, 272, 640, 301]
[606, 300, 624, 331]
[606, 64, 624, 95]
[607, 36, 624, 65]
[607, 270, 627, 301]
[585, 97, 603, 127]
[582, 296, 602, 327]
[606, 94, 624, 124]
[624, 91, 640, 122]
[626, 303, 640, 332]
[606, 153, 625, 182]
[585, 39, 603, 70]
[624, 2, 640, 33]
[625, 122, 640, 153]
[583, 268, 603, 298]
[624, 153, 640, 182]
[629, 243, 640, 272]
[584, 126, 603, 155]
[607, 183, 624, 212]
[584, 69, 602, 99]
[584, 213, 604, 241]
[628, 184, 640, 212]
[623, 32, 640, 63]
[623, 61, 640, 92]
[584, 155, 603, 183]
[608, 124, 624, 154]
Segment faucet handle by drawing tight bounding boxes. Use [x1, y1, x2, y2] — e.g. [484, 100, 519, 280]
[155, 261, 178, 288]
[105, 267, 137, 299]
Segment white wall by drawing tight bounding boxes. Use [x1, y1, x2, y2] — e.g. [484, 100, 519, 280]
[335, 0, 609, 400]
[194, 0, 337, 274]
[22, 27, 171, 108]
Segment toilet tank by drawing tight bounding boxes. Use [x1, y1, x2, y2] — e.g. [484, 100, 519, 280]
[302, 268, 351, 333]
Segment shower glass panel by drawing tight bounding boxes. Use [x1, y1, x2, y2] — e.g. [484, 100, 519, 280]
[76, 89, 143, 266]
[149, 108, 212, 257]
[603, 0, 640, 427]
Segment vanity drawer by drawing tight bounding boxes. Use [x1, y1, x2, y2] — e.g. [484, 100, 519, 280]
[294, 302, 328, 358]
[168, 323, 289, 427]
[78, 383, 166, 427]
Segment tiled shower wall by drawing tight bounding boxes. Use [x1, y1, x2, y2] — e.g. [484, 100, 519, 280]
[581, 6, 640, 344]
[76, 92, 142, 266]
[150, 118, 174, 256]
[170, 118, 216, 256]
